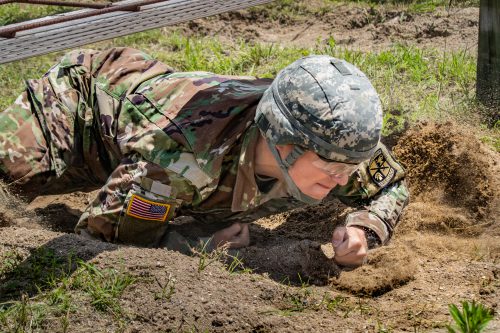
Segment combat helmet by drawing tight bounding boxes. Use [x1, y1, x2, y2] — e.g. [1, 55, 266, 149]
[255, 55, 383, 204]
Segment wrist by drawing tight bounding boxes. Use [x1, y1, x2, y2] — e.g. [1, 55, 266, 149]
[345, 210, 388, 245]
[350, 225, 381, 250]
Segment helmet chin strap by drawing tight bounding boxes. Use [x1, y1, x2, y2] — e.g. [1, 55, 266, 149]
[266, 143, 322, 205]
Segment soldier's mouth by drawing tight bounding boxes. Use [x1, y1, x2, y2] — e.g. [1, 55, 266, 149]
[316, 183, 334, 190]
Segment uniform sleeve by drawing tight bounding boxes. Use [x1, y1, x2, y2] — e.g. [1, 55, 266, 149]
[75, 155, 199, 247]
[19, 47, 174, 183]
[330, 143, 410, 246]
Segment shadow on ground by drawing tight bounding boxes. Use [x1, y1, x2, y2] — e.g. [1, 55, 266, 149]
[0, 233, 117, 303]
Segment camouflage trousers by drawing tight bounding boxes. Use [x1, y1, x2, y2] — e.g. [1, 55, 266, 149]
[0, 91, 105, 201]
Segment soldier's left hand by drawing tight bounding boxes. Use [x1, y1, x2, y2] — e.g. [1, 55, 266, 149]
[332, 226, 368, 267]
[212, 222, 250, 249]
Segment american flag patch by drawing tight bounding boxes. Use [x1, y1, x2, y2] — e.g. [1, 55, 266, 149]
[126, 194, 171, 222]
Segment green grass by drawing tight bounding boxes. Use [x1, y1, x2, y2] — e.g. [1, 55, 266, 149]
[191, 239, 252, 274]
[192, 237, 225, 272]
[0, 248, 75, 299]
[0, 249, 136, 332]
[225, 252, 253, 274]
[0, 29, 486, 132]
[123, 30, 496, 145]
[0, 3, 72, 26]
[0, 250, 24, 277]
[322, 294, 352, 315]
[71, 261, 136, 315]
[153, 274, 176, 301]
[447, 301, 494, 333]
[348, 0, 480, 12]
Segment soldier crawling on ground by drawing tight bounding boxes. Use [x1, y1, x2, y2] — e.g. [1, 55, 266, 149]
[0, 48, 409, 267]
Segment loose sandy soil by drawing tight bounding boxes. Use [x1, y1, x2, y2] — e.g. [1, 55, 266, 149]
[1, 2, 498, 332]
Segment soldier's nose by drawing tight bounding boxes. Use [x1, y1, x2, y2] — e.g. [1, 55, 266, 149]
[330, 173, 349, 186]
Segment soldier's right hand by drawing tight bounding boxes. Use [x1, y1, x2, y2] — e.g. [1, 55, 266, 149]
[212, 222, 250, 249]
[332, 226, 368, 267]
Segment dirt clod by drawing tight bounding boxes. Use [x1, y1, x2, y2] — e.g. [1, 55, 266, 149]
[332, 243, 417, 296]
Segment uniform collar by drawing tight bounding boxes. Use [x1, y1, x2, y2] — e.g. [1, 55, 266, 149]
[231, 125, 288, 212]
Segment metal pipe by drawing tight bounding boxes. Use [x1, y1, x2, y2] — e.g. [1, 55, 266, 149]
[0, 0, 110, 8]
[0, 0, 169, 37]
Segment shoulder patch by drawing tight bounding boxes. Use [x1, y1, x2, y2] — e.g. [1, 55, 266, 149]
[126, 194, 171, 222]
[368, 148, 396, 188]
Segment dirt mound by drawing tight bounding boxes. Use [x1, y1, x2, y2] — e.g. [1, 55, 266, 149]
[393, 122, 499, 236]
[332, 242, 417, 296]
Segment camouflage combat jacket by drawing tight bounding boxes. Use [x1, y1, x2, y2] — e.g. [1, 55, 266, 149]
[0, 48, 409, 247]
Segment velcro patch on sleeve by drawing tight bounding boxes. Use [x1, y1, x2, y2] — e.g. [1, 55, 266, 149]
[126, 194, 171, 222]
[368, 148, 396, 188]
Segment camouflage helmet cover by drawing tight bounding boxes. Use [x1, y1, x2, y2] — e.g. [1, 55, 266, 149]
[255, 55, 383, 164]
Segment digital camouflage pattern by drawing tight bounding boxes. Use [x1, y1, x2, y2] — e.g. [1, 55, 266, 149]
[0, 47, 408, 248]
[255, 55, 384, 204]
[256, 55, 383, 164]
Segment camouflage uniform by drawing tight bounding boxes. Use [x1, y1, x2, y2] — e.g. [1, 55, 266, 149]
[0, 48, 409, 248]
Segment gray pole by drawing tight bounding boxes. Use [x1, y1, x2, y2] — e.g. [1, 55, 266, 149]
[477, 0, 500, 117]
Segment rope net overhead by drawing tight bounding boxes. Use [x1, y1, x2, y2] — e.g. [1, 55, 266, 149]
[0, 0, 274, 64]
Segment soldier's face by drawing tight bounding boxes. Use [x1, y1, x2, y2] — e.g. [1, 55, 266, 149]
[277, 145, 351, 200]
